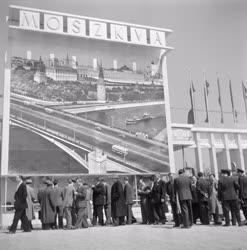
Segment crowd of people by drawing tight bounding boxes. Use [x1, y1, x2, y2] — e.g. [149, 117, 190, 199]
[7, 165, 247, 234]
[8, 175, 137, 233]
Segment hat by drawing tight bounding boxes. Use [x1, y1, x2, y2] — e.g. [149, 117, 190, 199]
[237, 168, 244, 174]
[46, 179, 53, 186]
[221, 169, 230, 176]
[53, 179, 59, 185]
[68, 178, 76, 184]
[178, 169, 184, 175]
[26, 178, 32, 184]
[97, 177, 104, 182]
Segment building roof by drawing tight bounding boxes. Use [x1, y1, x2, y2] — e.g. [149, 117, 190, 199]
[47, 65, 77, 73]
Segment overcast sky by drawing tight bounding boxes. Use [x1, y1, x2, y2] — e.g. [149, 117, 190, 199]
[2, 0, 247, 125]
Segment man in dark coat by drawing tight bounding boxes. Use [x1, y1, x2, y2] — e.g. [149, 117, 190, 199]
[103, 180, 112, 225]
[238, 169, 247, 221]
[151, 173, 166, 224]
[38, 179, 56, 230]
[124, 176, 134, 224]
[111, 176, 126, 226]
[196, 172, 210, 225]
[174, 169, 193, 228]
[74, 178, 88, 228]
[166, 173, 182, 227]
[191, 176, 200, 224]
[138, 178, 150, 224]
[92, 177, 106, 226]
[51, 179, 64, 229]
[218, 169, 243, 226]
[9, 176, 30, 233]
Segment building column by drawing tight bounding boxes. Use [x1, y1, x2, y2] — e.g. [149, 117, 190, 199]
[209, 133, 219, 179]
[237, 134, 245, 171]
[224, 133, 231, 170]
[194, 132, 203, 173]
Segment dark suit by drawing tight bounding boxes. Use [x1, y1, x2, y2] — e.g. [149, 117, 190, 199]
[92, 182, 106, 226]
[151, 179, 166, 224]
[138, 183, 150, 224]
[75, 185, 88, 228]
[9, 182, 30, 233]
[50, 186, 64, 229]
[174, 175, 193, 228]
[239, 175, 247, 220]
[197, 178, 210, 225]
[166, 181, 182, 227]
[111, 180, 126, 226]
[124, 183, 134, 224]
[218, 176, 241, 226]
[39, 186, 56, 230]
[191, 184, 200, 224]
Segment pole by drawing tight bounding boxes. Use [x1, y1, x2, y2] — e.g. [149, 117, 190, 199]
[0, 3, 10, 228]
[203, 71, 210, 124]
[242, 82, 247, 120]
[134, 175, 138, 204]
[4, 177, 7, 213]
[189, 70, 196, 123]
[161, 49, 175, 173]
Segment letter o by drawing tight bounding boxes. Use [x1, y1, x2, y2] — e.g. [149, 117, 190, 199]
[46, 16, 60, 31]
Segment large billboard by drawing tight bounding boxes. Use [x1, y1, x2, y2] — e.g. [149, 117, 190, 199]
[1, 5, 174, 175]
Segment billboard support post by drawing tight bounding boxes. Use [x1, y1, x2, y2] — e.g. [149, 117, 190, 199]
[161, 51, 175, 173]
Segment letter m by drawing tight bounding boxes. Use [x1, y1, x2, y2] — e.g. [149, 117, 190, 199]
[20, 10, 40, 30]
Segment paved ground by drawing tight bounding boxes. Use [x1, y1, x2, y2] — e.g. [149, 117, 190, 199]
[1, 223, 247, 250]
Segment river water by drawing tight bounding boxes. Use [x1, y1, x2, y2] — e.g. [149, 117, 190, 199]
[79, 104, 167, 138]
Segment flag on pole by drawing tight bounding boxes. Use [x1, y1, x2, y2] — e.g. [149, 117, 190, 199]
[204, 79, 210, 123]
[187, 81, 196, 124]
[229, 80, 237, 123]
[217, 76, 224, 123]
[242, 81, 247, 119]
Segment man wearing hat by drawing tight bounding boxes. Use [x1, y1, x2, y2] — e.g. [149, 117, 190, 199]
[238, 169, 247, 221]
[25, 177, 36, 230]
[151, 173, 167, 224]
[63, 178, 76, 229]
[51, 179, 64, 229]
[196, 172, 211, 225]
[124, 176, 134, 224]
[111, 176, 126, 226]
[92, 177, 106, 226]
[174, 169, 193, 228]
[8, 176, 30, 233]
[218, 169, 243, 226]
[39, 178, 56, 230]
[74, 178, 88, 228]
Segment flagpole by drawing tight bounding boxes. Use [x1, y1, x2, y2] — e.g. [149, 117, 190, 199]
[229, 78, 237, 123]
[189, 70, 196, 123]
[217, 72, 224, 124]
[242, 81, 247, 120]
[203, 71, 210, 124]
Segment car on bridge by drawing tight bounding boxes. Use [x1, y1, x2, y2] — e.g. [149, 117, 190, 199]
[95, 126, 102, 131]
[112, 144, 128, 156]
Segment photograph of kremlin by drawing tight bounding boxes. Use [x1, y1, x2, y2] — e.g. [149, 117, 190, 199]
[11, 53, 164, 103]
[9, 50, 169, 175]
